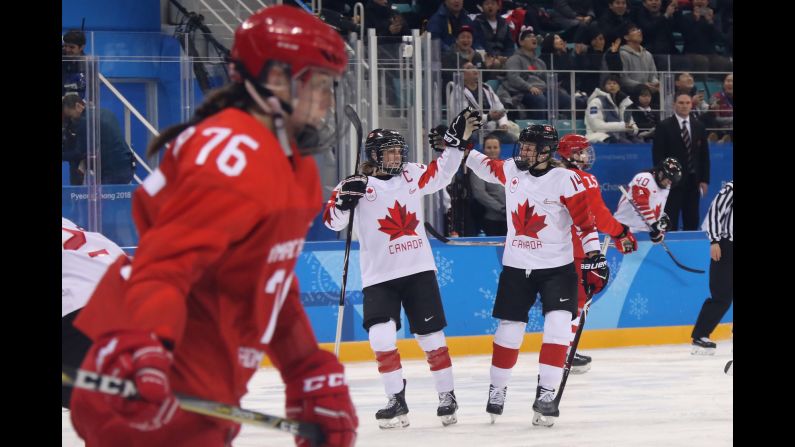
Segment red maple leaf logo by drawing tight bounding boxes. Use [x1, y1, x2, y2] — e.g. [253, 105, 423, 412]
[377, 200, 420, 240]
[511, 200, 547, 238]
[653, 203, 662, 220]
[486, 159, 506, 184]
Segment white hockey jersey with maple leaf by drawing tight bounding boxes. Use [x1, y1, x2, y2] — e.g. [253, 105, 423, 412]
[324, 148, 464, 287]
[465, 150, 601, 269]
[62, 217, 127, 317]
[614, 171, 670, 232]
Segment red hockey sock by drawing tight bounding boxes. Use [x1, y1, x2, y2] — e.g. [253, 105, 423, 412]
[375, 349, 402, 373]
[492, 342, 520, 369]
[425, 346, 452, 371]
[539, 343, 568, 368]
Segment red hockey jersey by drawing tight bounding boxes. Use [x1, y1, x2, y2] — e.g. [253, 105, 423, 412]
[568, 169, 625, 260]
[75, 108, 323, 405]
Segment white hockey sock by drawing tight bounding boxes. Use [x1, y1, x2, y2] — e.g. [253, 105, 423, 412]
[539, 310, 572, 391]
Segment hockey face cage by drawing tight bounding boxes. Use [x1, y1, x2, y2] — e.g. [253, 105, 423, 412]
[366, 130, 409, 176]
[513, 124, 559, 171]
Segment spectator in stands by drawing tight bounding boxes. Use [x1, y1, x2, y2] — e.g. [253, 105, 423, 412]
[540, 33, 588, 113]
[549, 0, 596, 36]
[584, 74, 640, 143]
[675, 0, 733, 75]
[627, 85, 658, 141]
[427, 0, 482, 52]
[598, 0, 633, 44]
[62, 95, 134, 185]
[443, 26, 498, 84]
[365, 0, 410, 38]
[674, 72, 710, 119]
[62, 29, 87, 99]
[708, 72, 732, 143]
[473, 0, 515, 62]
[469, 133, 508, 236]
[618, 23, 660, 101]
[458, 62, 520, 143]
[634, 0, 683, 71]
[497, 26, 548, 119]
[574, 25, 622, 96]
[652, 91, 710, 231]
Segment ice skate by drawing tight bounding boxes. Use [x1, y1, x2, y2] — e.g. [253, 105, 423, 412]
[486, 384, 507, 424]
[437, 390, 458, 426]
[531, 385, 559, 427]
[376, 379, 409, 429]
[570, 352, 592, 374]
[691, 337, 716, 356]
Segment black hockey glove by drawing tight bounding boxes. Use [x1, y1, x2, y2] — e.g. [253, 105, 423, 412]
[428, 125, 447, 153]
[444, 106, 482, 150]
[648, 213, 670, 244]
[335, 174, 368, 211]
[581, 252, 609, 296]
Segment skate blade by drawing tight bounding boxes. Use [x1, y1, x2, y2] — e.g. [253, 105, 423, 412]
[377, 414, 410, 429]
[691, 346, 716, 356]
[570, 364, 591, 374]
[724, 360, 733, 376]
[489, 413, 499, 424]
[532, 412, 557, 427]
[439, 413, 458, 426]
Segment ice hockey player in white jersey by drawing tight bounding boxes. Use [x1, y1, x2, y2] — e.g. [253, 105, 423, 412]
[614, 157, 683, 243]
[61, 217, 127, 408]
[323, 107, 481, 429]
[465, 124, 609, 427]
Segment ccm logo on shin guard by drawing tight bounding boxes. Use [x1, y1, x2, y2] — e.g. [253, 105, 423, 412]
[303, 373, 346, 392]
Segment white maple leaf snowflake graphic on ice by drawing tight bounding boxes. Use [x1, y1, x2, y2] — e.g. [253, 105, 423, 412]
[433, 251, 454, 287]
[628, 293, 649, 320]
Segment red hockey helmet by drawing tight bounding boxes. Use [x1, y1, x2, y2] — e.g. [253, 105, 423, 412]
[557, 134, 595, 170]
[231, 5, 348, 82]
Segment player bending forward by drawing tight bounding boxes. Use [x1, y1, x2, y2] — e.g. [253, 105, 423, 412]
[556, 134, 638, 373]
[323, 108, 481, 429]
[614, 157, 683, 244]
[466, 124, 609, 427]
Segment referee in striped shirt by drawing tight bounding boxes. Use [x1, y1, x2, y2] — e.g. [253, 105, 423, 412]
[691, 181, 733, 354]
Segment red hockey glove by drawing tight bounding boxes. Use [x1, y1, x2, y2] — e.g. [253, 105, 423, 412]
[285, 350, 358, 447]
[612, 224, 638, 254]
[581, 252, 609, 296]
[95, 331, 178, 431]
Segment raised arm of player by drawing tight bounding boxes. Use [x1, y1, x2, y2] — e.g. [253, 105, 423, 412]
[466, 149, 507, 185]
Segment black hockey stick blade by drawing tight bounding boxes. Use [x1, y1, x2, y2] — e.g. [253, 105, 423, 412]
[424, 222, 505, 246]
[62, 365, 324, 445]
[617, 185, 704, 274]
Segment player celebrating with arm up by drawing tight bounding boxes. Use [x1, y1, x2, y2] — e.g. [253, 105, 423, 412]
[614, 157, 683, 244]
[323, 108, 481, 429]
[556, 134, 638, 374]
[466, 124, 608, 427]
[69, 6, 357, 447]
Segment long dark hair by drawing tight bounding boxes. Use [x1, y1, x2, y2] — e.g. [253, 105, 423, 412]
[146, 83, 255, 157]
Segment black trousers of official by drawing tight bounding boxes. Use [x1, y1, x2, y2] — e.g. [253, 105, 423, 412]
[665, 172, 702, 231]
[691, 239, 733, 340]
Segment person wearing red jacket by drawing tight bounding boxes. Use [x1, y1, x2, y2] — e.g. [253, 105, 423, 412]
[556, 134, 638, 374]
[69, 6, 358, 447]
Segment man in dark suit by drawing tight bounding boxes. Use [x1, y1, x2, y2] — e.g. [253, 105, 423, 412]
[652, 92, 710, 230]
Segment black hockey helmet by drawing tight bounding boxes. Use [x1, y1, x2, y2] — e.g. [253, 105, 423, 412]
[653, 157, 683, 188]
[365, 128, 408, 176]
[513, 123, 559, 171]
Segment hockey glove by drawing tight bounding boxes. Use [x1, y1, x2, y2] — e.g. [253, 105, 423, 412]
[612, 224, 638, 254]
[95, 331, 178, 431]
[428, 125, 447, 153]
[444, 106, 482, 150]
[285, 350, 358, 447]
[581, 253, 609, 296]
[335, 174, 368, 211]
[649, 213, 670, 244]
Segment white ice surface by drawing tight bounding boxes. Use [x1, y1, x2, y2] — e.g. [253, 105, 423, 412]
[63, 342, 732, 446]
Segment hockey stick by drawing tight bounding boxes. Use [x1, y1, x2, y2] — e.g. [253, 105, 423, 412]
[61, 365, 324, 445]
[423, 222, 505, 246]
[618, 185, 705, 274]
[334, 105, 364, 357]
[555, 235, 611, 406]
